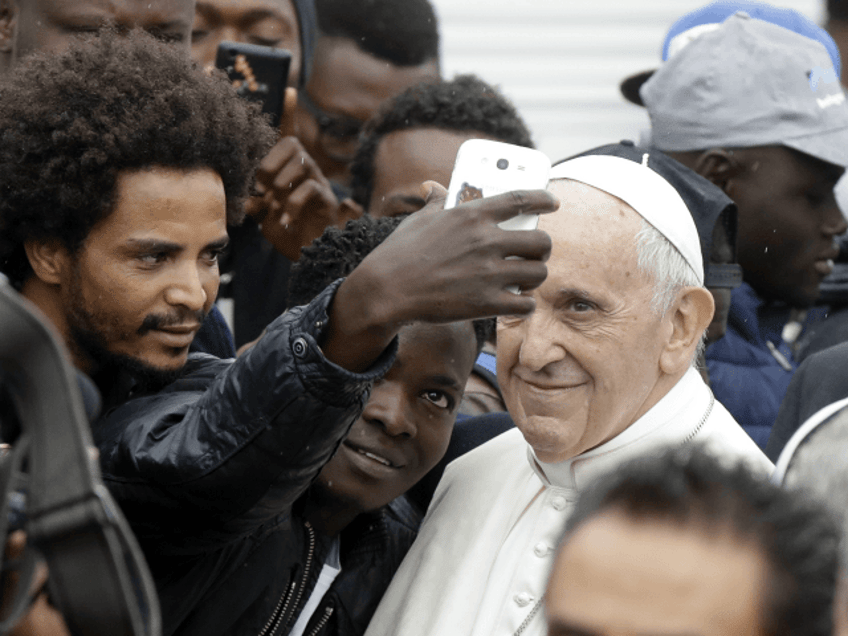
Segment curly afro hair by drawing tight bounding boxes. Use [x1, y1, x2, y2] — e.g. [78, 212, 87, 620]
[288, 214, 494, 352]
[315, 0, 439, 68]
[0, 29, 276, 289]
[349, 74, 534, 209]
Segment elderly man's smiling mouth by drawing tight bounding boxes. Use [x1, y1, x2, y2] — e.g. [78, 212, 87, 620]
[514, 371, 588, 393]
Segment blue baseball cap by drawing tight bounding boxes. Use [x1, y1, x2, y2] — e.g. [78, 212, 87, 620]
[642, 14, 848, 168]
[621, 1, 840, 105]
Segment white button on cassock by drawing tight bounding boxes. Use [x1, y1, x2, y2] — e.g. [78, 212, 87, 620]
[533, 542, 550, 558]
[514, 592, 534, 607]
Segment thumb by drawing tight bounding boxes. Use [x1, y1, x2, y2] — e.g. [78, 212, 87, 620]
[278, 87, 299, 138]
[420, 180, 448, 206]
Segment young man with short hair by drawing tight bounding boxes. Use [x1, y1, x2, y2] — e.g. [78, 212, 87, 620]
[255, 214, 491, 636]
[348, 74, 534, 220]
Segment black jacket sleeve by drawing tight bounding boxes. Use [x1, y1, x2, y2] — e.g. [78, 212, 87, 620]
[766, 341, 848, 461]
[94, 280, 397, 552]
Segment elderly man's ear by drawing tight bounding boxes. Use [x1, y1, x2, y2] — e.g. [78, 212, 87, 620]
[659, 286, 715, 375]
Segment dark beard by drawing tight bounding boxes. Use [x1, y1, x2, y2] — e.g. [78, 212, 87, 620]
[65, 261, 202, 393]
[69, 319, 184, 393]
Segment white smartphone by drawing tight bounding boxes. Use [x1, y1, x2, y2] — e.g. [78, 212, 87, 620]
[445, 140, 551, 292]
[445, 139, 551, 227]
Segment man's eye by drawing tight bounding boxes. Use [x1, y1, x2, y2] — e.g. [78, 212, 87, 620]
[204, 249, 226, 264]
[422, 390, 450, 409]
[570, 300, 594, 312]
[139, 253, 168, 265]
[149, 29, 185, 44]
[249, 35, 283, 48]
[63, 24, 101, 34]
[805, 191, 827, 206]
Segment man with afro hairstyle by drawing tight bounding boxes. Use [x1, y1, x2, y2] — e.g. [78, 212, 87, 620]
[0, 29, 557, 636]
[348, 74, 534, 219]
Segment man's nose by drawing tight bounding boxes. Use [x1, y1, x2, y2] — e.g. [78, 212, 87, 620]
[164, 264, 209, 313]
[516, 313, 566, 372]
[823, 195, 848, 237]
[362, 381, 417, 440]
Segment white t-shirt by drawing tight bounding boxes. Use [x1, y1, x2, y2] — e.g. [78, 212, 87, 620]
[289, 537, 341, 636]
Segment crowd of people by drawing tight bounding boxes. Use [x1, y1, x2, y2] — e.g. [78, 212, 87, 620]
[1, 0, 848, 634]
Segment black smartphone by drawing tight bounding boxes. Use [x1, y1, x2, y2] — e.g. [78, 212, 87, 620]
[215, 41, 292, 128]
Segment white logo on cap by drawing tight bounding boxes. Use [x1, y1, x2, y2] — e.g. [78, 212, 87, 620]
[666, 23, 722, 59]
[809, 66, 839, 91]
[817, 92, 846, 109]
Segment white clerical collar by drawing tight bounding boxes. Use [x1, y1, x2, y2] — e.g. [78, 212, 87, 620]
[530, 367, 712, 491]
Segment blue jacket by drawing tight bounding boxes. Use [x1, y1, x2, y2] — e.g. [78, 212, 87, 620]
[705, 283, 804, 449]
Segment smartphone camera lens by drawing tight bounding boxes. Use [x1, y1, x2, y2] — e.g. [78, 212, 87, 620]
[496, 159, 509, 170]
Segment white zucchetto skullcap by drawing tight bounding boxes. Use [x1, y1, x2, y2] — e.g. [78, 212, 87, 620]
[549, 155, 704, 285]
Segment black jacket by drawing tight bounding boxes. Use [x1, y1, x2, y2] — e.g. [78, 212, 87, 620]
[93, 282, 402, 636]
[766, 341, 848, 461]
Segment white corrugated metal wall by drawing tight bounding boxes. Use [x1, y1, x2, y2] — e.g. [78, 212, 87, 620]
[430, 0, 825, 161]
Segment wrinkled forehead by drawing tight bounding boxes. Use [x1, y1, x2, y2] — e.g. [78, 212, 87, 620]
[542, 178, 644, 241]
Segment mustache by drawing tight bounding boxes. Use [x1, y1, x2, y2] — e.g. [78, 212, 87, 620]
[137, 309, 207, 335]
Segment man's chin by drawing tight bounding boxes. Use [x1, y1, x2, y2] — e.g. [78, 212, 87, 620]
[88, 347, 186, 391]
[515, 413, 582, 464]
[120, 354, 186, 389]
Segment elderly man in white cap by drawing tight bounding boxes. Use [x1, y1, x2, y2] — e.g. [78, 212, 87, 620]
[364, 149, 772, 636]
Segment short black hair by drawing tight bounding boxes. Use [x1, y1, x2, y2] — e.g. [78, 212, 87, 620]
[350, 74, 534, 209]
[0, 29, 275, 289]
[315, 0, 439, 67]
[563, 446, 840, 636]
[288, 214, 494, 352]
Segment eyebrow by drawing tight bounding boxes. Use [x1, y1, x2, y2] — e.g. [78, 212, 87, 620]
[554, 288, 599, 305]
[123, 236, 229, 253]
[424, 374, 463, 392]
[240, 9, 290, 24]
[149, 20, 191, 32]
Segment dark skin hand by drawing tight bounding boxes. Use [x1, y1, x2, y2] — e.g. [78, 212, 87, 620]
[250, 89, 361, 261]
[321, 181, 557, 372]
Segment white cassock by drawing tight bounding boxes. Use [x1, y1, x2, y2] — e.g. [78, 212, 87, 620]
[365, 367, 773, 636]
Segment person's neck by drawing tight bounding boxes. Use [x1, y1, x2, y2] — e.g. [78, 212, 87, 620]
[20, 276, 94, 374]
[301, 486, 362, 539]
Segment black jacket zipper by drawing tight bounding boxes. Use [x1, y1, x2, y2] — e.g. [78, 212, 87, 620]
[305, 606, 334, 636]
[260, 521, 317, 636]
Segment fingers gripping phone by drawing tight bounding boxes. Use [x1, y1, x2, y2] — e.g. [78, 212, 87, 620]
[445, 139, 551, 292]
[215, 41, 292, 128]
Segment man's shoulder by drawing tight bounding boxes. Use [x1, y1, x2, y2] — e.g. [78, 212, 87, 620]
[698, 398, 773, 476]
[442, 424, 527, 482]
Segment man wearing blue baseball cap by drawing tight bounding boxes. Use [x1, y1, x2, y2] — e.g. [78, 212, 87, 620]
[621, 1, 841, 106]
[638, 7, 848, 449]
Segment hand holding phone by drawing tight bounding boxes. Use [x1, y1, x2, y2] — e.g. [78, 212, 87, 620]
[445, 140, 551, 291]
